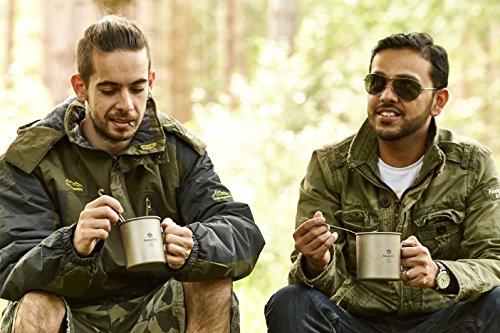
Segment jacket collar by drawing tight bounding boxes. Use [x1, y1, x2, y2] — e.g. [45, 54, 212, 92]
[347, 117, 443, 173]
[62, 97, 166, 156]
[4, 97, 167, 173]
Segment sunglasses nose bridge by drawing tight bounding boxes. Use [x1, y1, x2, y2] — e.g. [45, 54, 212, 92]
[379, 77, 398, 99]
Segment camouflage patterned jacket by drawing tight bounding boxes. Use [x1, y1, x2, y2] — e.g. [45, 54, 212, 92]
[0, 97, 265, 306]
[289, 118, 500, 316]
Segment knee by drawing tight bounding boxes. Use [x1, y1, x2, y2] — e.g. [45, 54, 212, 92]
[477, 286, 500, 310]
[265, 284, 323, 318]
[17, 290, 66, 318]
[14, 291, 66, 332]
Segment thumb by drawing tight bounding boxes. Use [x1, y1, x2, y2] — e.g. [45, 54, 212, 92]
[314, 211, 324, 218]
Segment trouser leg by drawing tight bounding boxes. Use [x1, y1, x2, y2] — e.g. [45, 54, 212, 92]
[265, 285, 500, 333]
[424, 287, 500, 333]
[265, 284, 381, 333]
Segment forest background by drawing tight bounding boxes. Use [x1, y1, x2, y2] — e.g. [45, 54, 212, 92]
[1, 0, 500, 332]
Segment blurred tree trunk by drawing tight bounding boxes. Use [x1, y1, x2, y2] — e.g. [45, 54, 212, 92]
[165, 0, 192, 123]
[485, 23, 500, 111]
[267, 0, 298, 52]
[95, 0, 135, 16]
[4, 0, 15, 89]
[484, 23, 500, 152]
[42, 0, 98, 104]
[223, 0, 235, 91]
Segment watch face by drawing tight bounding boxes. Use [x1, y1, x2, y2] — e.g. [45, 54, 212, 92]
[437, 271, 451, 289]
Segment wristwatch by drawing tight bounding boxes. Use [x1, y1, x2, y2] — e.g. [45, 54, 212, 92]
[434, 261, 451, 290]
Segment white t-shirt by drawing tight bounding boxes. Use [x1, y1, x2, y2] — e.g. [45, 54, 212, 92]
[378, 156, 424, 199]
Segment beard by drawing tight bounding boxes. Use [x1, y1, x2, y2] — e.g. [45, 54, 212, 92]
[373, 98, 434, 141]
[87, 104, 137, 144]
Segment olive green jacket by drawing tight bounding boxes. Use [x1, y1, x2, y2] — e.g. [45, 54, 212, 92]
[289, 119, 500, 316]
[0, 97, 265, 305]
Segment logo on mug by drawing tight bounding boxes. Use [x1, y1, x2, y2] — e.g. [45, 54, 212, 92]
[144, 233, 157, 242]
[382, 249, 394, 258]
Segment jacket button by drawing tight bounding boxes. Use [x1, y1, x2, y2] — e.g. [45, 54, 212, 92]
[380, 198, 391, 208]
[158, 153, 165, 160]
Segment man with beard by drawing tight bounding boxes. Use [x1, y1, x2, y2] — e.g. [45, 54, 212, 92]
[265, 32, 500, 332]
[0, 15, 265, 333]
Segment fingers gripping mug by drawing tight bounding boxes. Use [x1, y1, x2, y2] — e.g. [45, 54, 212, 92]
[119, 216, 167, 271]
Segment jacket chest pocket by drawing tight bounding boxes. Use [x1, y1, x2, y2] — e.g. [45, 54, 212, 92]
[412, 209, 464, 259]
[335, 209, 380, 270]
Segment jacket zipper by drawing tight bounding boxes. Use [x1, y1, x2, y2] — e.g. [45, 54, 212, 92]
[145, 195, 152, 216]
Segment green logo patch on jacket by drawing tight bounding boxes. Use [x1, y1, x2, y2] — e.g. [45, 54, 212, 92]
[140, 143, 157, 150]
[65, 179, 84, 191]
[212, 190, 232, 201]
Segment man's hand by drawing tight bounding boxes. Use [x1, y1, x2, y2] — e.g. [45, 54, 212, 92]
[294, 211, 337, 278]
[161, 218, 194, 270]
[400, 235, 440, 288]
[74, 195, 123, 257]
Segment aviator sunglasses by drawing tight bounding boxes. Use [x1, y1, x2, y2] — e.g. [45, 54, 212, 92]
[364, 73, 437, 101]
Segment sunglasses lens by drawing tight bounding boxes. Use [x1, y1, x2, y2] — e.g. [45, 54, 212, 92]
[364, 74, 423, 100]
[393, 78, 422, 100]
[364, 74, 387, 95]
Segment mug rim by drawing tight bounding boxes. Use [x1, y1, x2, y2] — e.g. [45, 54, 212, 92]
[119, 215, 162, 225]
[355, 231, 401, 235]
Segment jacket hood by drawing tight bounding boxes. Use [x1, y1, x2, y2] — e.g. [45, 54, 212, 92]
[3, 96, 204, 174]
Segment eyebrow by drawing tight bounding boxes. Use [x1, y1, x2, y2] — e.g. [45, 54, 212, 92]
[96, 78, 149, 87]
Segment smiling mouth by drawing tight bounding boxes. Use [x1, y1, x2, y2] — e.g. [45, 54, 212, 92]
[376, 104, 402, 117]
[378, 111, 398, 117]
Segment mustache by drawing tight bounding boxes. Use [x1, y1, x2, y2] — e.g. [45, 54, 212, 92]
[375, 102, 403, 113]
[110, 110, 135, 117]
[109, 114, 137, 128]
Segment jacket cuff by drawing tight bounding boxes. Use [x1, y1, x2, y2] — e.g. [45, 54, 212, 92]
[169, 234, 199, 277]
[65, 224, 103, 265]
[291, 248, 336, 289]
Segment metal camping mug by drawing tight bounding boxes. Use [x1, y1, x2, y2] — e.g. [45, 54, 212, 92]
[119, 216, 166, 271]
[356, 232, 401, 280]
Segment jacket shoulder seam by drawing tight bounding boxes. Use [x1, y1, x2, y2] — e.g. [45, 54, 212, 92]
[157, 113, 207, 155]
[4, 127, 65, 174]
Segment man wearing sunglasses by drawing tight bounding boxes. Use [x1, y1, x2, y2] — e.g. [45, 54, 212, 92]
[265, 32, 500, 332]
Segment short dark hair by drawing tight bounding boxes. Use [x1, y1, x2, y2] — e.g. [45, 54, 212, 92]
[76, 15, 151, 87]
[369, 32, 449, 89]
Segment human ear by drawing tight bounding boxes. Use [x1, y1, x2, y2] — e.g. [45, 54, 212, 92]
[148, 70, 156, 93]
[430, 88, 449, 117]
[71, 74, 87, 102]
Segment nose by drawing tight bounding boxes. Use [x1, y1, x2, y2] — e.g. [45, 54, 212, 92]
[379, 79, 398, 102]
[117, 90, 134, 111]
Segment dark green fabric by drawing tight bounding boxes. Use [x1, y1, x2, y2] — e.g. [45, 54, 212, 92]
[0, 97, 265, 309]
